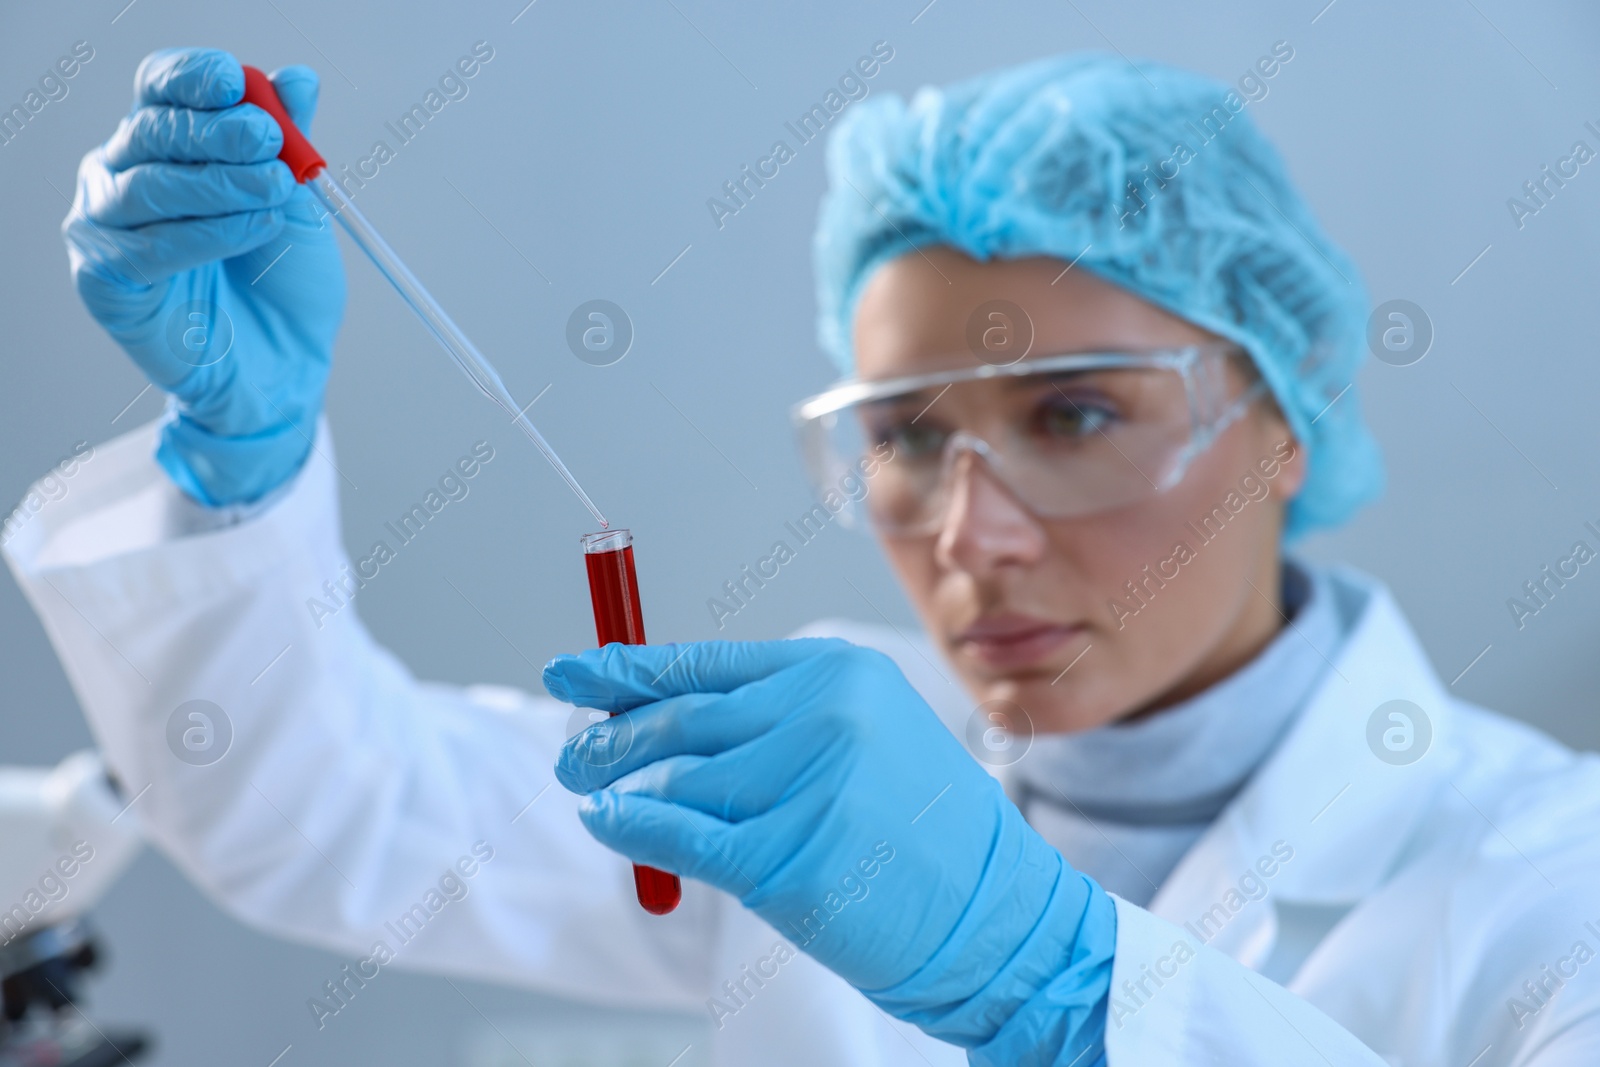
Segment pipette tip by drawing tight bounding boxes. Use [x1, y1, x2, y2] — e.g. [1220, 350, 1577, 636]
[579, 497, 610, 529]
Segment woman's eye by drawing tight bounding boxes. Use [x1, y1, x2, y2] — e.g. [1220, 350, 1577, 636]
[873, 421, 947, 458]
[1037, 397, 1116, 439]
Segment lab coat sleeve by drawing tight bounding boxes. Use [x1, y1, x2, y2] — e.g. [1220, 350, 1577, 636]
[1103, 896, 1385, 1065]
[1, 420, 716, 1011]
[1521, 1016, 1600, 1065]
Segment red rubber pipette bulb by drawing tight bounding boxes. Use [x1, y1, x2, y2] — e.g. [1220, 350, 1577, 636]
[239, 65, 325, 183]
[581, 531, 682, 916]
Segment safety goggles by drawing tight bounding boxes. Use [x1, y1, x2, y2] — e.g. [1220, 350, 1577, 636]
[791, 343, 1266, 537]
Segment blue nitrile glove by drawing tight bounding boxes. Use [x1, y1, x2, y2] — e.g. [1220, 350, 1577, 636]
[63, 47, 345, 506]
[545, 639, 1118, 1066]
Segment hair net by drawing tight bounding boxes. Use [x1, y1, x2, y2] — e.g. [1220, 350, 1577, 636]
[813, 52, 1383, 541]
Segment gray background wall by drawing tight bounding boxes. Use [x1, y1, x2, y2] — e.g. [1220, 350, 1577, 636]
[3, 0, 1599, 1063]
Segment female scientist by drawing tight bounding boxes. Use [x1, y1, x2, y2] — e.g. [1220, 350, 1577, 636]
[13, 46, 1600, 1066]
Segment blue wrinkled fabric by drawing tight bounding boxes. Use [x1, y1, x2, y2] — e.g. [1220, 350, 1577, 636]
[813, 53, 1383, 540]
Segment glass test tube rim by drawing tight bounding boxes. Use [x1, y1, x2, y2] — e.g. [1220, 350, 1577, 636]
[580, 528, 633, 554]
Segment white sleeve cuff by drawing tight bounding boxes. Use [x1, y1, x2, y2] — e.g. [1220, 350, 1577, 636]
[1105, 896, 1385, 1065]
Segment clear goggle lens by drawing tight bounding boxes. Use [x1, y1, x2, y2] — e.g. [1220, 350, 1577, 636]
[792, 344, 1264, 536]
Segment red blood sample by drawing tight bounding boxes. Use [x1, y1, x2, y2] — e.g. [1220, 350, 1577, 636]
[580, 529, 683, 916]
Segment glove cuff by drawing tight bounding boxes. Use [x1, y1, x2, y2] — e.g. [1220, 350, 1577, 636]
[863, 807, 1115, 1061]
[967, 882, 1115, 1067]
[157, 407, 318, 507]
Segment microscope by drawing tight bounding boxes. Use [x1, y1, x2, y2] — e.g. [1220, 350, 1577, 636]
[0, 751, 147, 1066]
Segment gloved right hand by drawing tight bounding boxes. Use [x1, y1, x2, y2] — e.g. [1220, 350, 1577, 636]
[63, 47, 345, 506]
[545, 639, 1117, 1066]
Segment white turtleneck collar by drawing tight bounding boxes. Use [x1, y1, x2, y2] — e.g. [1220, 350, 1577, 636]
[1005, 557, 1348, 905]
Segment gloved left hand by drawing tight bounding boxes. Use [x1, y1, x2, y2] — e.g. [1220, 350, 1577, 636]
[545, 638, 1117, 1065]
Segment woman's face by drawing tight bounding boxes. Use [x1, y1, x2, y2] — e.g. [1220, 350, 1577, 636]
[852, 248, 1307, 733]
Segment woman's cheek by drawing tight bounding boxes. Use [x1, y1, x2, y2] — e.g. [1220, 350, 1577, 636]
[1057, 455, 1252, 693]
[879, 537, 946, 627]
[1068, 493, 1200, 623]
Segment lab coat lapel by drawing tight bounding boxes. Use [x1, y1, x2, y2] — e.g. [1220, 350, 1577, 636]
[1143, 566, 1464, 969]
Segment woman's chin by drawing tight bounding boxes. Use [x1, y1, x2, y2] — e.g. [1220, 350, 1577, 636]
[956, 664, 1131, 737]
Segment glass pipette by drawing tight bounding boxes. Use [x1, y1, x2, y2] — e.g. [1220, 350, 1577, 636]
[240, 66, 608, 529]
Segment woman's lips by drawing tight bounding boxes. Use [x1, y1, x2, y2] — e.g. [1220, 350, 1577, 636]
[955, 614, 1084, 670]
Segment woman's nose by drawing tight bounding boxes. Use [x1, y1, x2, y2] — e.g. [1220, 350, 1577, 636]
[933, 450, 1048, 573]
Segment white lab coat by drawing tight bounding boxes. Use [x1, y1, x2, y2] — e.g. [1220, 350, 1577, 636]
[7, 419, 1600, 1067]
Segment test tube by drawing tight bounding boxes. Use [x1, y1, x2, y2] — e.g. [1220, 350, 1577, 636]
[580, 529, 683, 916]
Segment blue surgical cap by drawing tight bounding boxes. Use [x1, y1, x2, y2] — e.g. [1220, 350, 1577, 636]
[813, 53, 1383, 541]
